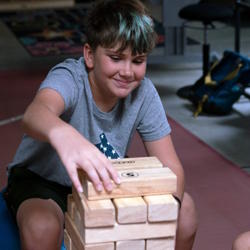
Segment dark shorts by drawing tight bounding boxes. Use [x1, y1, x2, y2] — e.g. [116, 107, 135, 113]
[3, 167, 72, 221]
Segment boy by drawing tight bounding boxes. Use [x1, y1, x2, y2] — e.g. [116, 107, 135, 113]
[4, 0, 197, 249]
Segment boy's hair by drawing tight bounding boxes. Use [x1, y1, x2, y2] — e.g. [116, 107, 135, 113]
[85, 0, 157, 55]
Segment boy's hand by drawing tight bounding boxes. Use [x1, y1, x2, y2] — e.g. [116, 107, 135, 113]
[50, 124, 121, 193]
[22, 89, 120, 193]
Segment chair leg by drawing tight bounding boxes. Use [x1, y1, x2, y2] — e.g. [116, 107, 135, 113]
[203, 43, 210, 76]
[202, 24, 210, 76]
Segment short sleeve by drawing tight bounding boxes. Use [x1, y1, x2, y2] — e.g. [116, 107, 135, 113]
[39, 64, 78, 112]
[137, 81, 171, 141]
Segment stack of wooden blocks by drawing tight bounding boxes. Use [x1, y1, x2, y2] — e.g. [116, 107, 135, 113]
[64, 156, 178, 250]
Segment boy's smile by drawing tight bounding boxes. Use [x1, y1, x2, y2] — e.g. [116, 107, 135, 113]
[84, 44, 147, 112]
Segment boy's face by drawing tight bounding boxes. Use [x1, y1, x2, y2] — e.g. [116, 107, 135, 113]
[85, 44, 147, 101]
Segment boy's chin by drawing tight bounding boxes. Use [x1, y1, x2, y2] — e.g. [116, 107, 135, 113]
[115, 89, 133, 99]
[114, 85, 139, 98]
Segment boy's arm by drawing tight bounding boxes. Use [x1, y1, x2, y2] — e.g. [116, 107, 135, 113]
[22, 88, 120, 192]
[143, 134, 185, 201]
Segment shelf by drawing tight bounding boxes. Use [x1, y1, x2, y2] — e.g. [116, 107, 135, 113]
[0, 0, 74, 12]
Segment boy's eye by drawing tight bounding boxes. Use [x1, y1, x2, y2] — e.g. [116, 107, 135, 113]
[108, 54, 146, 64]
[133, 58, 146, 64]
[109, 55, 120, 61]
[133, 60, 143, 64]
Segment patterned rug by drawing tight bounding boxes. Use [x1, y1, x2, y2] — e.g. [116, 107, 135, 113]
[0, 6, 165, 57]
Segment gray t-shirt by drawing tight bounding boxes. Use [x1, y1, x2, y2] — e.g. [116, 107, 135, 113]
[8, 57, 171, 187]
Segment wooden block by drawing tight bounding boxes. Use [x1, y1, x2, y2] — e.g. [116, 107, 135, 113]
[144, 195, 178, 222]
[64, 229, 72, 250]
[81, 167, 177, 200]
[65, 213, 115, 250]
[111, 156, 163, 170]
[65, 212, 85, 250]
[67, 195, 75, 219]
[116, 239, 145, 250]
[72, 202, 176, 244]
[72, 200, 85, 242]
[72, 186, 115, 228]
[113, 197, 147, 224]
[146, 237, 175, 250]
[71, 243, 77, 250]
[84, 242, 114, 250]
[82, 221, 177, 244]
[64, 230, 78, 250]
[72, 242, 78, 250]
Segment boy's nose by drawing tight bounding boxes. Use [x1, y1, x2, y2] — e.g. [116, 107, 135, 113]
[119, 62, 133, 78]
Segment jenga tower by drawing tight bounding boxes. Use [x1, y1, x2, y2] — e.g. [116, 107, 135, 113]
[64, 157, 179, 250]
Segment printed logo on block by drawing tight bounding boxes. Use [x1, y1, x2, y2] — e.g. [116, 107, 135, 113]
[121, 171, 139, 178]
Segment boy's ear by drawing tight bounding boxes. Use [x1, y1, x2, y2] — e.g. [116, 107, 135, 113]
[83, 43, 94, 69]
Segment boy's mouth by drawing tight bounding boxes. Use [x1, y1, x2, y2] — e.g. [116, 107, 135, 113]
[113, 79, 132, 89]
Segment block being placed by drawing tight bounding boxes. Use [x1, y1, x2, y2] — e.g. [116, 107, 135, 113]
[111, 156, 163, 170]
[113, 197, 147, 224]
[79, 167, 177, 200]
[116, 239, 145, 250]
[72, 186, 115, 228]
[146, 237, 175, 250]
[144, 195, 178, 222]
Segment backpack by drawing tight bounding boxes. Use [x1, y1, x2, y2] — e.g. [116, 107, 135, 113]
[178, 50, 250, 117]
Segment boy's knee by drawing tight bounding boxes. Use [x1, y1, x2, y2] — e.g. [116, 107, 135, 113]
[178, 192, 198, 236]
[18, 204, 63, 250]
[232, 231, 250, 250]
[23, 210, 61, 239]
[175, 193, 197, 250]
[21, 213, 62, 250]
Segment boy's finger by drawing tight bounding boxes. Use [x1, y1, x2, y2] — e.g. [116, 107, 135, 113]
[95, 166, 113, 192]
[79, 161, 103, 192]
[106, 163, 121, 185]
[99, 156, 121, 185]
[87, 167, 103, 192]
[69, 168, 83, 193]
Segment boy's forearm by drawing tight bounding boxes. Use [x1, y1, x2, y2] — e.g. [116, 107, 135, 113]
[170, 164, 185, 201]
